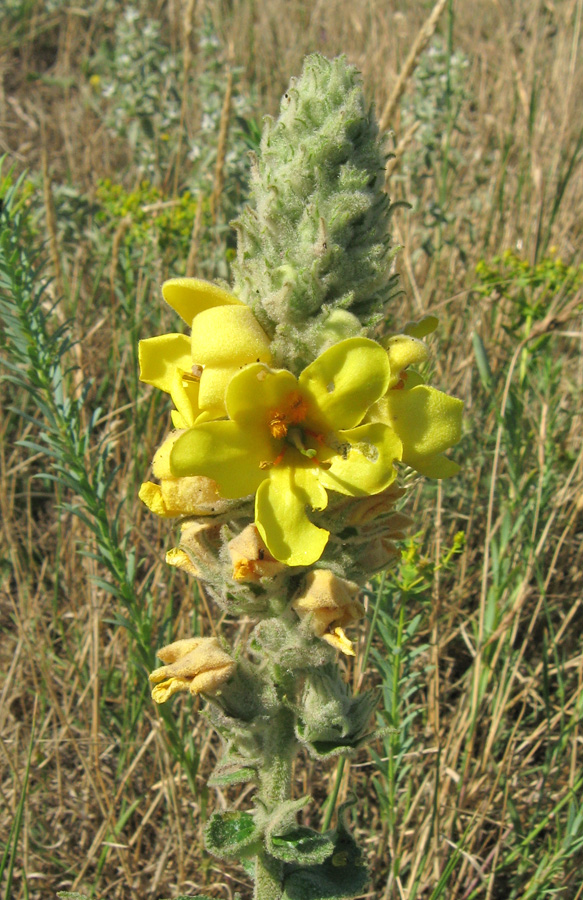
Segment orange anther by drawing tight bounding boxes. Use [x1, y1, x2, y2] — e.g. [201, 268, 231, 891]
[269, 418, 288, 439]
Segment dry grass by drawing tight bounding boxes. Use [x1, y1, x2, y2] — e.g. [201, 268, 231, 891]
[1, 1, 583, 899]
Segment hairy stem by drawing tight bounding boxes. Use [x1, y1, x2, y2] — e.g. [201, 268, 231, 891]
[254, 706, 296, 900]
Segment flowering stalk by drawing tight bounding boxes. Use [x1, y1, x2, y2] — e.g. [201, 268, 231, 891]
[140, 54, 462, 900]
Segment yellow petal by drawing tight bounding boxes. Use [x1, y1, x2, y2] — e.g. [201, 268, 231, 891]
[191, 306, 273, 412]
[139, 481, 172, 517]
[170, 421, 273, 498]
[299, 337, 390, 431]
[165, 548, 203, 577]
[156, 637, 205, 665]
[151, 432, 181, 479]
[228, 524, 287, 582]
[409, 453, 461, 479]
[385, 385, 463, 465]
[190, 663, 234, 694]
[162, 277, 242, 325]
[322, 627, 356, 657]
[139, 334, 192, 392]
[383, 334, 428, 387]
[168, 368, 200, 427]
[255, 465, 329, 566]
[191, 305, 272, 368]
[319, 423, 402, 497]
[225, 363, 299, 429]
[150, 637, 235, 701]
[171, 409, 189, 429]
[151, 677, 189, 703]
[140, 450, 229, 516]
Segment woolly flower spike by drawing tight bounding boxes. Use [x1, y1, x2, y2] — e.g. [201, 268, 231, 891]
[149, 637, 235, 703]
[231, 54, 399, 375]
[292, 570, 364, 656]
[139, 278, 272, 427]
[170, 337, 402, 566]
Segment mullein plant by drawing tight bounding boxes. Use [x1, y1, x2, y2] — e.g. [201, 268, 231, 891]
[140, 55, 462, 900]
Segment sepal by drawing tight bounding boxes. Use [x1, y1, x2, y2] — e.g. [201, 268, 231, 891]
[251, 617, 334, 672]
[295, 665, 379, 759]
[204, 810, 262, 861]
[207, 756, 260, 787]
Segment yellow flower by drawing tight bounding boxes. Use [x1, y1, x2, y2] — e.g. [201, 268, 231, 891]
[170, 337, 402, 566]
[292, 570, 365, 656]
[370, 332, 464, 478]
[139, 278, 272, 427]
[149, 637, 235, 703]
[139, 429, 235, 518]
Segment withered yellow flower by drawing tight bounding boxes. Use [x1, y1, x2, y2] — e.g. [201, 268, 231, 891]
[149, 637, 235, 703]
[292, 570, 364, 656]
[165, 521, 221, 578]
[139, 430, 234, 518]
[228, 524, 287, 583]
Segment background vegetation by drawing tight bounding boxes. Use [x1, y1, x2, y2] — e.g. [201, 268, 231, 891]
[1, 0, 582, 898]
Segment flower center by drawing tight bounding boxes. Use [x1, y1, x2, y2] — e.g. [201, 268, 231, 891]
[261, 391, 324, 468]
[268, 390, 309, 438]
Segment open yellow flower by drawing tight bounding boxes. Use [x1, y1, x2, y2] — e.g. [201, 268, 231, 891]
[170, 337, 402, 566]
[369, 332, 464, 478]
[149, 637, 235, 703]
[139, 278, 272, 427]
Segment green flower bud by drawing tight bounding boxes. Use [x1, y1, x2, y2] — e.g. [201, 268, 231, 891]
[232, 54, 399, 374]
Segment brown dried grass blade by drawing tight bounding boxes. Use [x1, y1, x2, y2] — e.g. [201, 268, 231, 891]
[378, 0, 449, 133]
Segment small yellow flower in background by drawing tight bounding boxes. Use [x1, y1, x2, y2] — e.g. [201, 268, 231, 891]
[292, 570, 365, 656]
[139, 278, 271, 428]
[228, 524, 287, 582]
[170, 337, 402, 566]
[149, 637, 235, 703]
